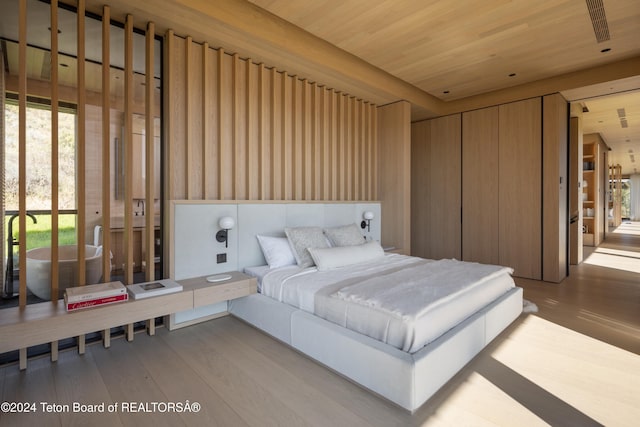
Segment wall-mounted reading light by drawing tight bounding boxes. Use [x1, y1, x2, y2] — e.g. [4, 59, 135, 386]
[360, 211, 374, 232]
[216, 216, 235, 248]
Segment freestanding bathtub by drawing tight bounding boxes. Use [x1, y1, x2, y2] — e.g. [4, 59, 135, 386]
[25, 245, 104, 300]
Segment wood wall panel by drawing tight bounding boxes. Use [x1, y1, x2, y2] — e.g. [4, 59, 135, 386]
[410, 115, 461, 260]
[410, 120, 431, 259]
[165, 32, 380, 203]
[499, 98, 542, 280]
[430, 115, 461, 260]
[462, 107, 499, 265]
[378, 101, 411, 253]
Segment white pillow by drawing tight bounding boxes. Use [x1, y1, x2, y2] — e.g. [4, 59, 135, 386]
[256, 235, 296, 269]
[323, 223, 365, 247]
[308, 241, 384, 271]
[285, 227, 330, 268]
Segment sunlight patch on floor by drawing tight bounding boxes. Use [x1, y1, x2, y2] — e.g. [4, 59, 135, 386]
[488, 315, 640, 427]
[612, 222, 640, 235]
[583, 249, 640, 273]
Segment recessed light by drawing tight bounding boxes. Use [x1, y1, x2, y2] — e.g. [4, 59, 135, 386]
[508, 73, 516, 77]
[601, 48, 611, 53]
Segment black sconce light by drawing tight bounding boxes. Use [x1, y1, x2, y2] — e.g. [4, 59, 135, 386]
[216, 216, 235, 248]
[360, 211, 374, 232]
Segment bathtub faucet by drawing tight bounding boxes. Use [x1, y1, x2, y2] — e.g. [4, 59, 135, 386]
[3, 213, 37, 298]
[137, 199, 145, 216]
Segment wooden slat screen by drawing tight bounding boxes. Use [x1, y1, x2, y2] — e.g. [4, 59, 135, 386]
[165, 33, 378, 202]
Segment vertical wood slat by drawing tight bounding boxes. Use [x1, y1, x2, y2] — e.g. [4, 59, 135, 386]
[217, 48, 224, 199]
[352, 97, 358, 200]
[50, 0, 60, 362]
[102, 6, 111, 348]
[17, 0, 27, 369]
[185, 37, 192, 199]
[258, 63, 265, 199]
[246, 59, 252, 200]
[165, 30, 174, 201]
[77, 0, 86, 287]
[319, 85, 326, 200]
[232, 53, 239, 199]
[202, 42, 209, 198]
[291, 77, 298, 199]
[145, 22, 155, 282]
[372, 103, 378, 200]
[359, 99, 364, 199]
[101, 6, 111, 287]
[281, 72, 288, 199]
[311, 82, 317, 200]
[336, 93, 347, 200]
[330, 90, 337, 200]
[269, 68, 277, 199]
[123, 14, 134, 286]
[50, 0, 59, 305]
[302, 80, 309, 199]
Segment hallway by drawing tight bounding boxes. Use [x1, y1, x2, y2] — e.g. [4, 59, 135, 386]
[516, 221, 640, 354]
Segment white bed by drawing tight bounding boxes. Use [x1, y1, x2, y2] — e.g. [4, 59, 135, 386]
[171, 201, 523, 412]
[253, 254, 515, 353]
[231, 243, 522, 412]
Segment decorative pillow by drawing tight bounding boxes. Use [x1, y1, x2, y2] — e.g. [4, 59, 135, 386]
[323, 223, 365, 247]
[284, 227, 330, 268]
[256, 235, 296, 269]
[308, 241, 384, 271]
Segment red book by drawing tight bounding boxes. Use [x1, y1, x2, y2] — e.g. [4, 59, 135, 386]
[66, 293, 128, 312]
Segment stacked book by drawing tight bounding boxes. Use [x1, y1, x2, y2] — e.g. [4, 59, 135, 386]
[64, 281, 128, 312]
[127, 279, 183, 300]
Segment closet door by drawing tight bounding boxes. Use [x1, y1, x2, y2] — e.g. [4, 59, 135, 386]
[411, 120, 431, 258]
[410, 114, 461, 260]
[462, 107, 499, 264]
[429, 114, 461, 260]
[498, 98, 542, 279]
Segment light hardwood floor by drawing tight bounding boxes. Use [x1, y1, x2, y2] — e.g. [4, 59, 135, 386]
[1, 226, 638, 426]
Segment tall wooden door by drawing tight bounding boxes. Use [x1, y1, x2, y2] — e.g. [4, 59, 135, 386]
[410, 114, 461, 260]
[462, 106, 499, 265]
[498, 98, 542, 280]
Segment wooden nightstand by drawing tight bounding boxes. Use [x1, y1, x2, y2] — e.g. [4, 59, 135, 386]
[166, 271, 257, 330]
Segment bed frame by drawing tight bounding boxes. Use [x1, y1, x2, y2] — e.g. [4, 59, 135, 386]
[171, 201, 523, 412]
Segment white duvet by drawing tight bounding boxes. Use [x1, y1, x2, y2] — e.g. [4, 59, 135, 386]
[259, 254, 515, 353]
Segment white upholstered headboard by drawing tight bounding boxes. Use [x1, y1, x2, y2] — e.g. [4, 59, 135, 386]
[171, 201, 381, 280]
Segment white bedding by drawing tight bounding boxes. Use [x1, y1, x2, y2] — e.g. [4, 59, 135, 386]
[253, 254, 515, 353]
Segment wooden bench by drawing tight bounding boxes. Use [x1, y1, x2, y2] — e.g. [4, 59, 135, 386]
[0, 272, 256, 370]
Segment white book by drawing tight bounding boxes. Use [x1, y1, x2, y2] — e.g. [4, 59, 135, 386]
[65, 281, 126, 303]
[127, 279, 183, 300]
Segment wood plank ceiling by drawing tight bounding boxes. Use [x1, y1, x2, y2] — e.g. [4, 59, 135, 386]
[249, 0, 640, 100]
[3, 0, 640, 172]
[250, 0, 640, 174]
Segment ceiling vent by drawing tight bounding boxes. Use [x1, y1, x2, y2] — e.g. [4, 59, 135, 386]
[617, 108, 628, 128]
[585, 0, 611, 43]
